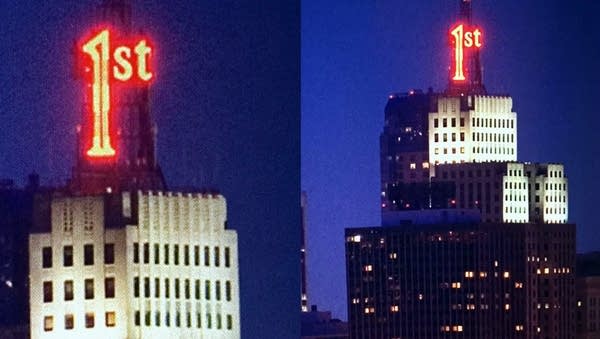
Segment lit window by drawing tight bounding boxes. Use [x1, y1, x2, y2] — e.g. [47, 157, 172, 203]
[84, 244, 94, 266]
[505, 304, 510, 310]
[503, 271, 510, 278]
[364, 265, 373, 272]
[515, 325, 524, 331]
[390, 305, 399, 312]
[465, 271, 474, 278]
[460, 147, 465, 154]
[479, 272, 487, 278]
[418, 294, 423, 300]
[422, 162, 429, 169]
[43, 281, 53, 303]
[64, 280, 73, 301]
[65, 314, 74, 330]
[578, 301, 582, 307]
[42, 247, 52, 268]
[85, 312, 94, 328]
[451, 282, 461, 289]
[434, 148, 439, 155]
[543, 268, 549, 274]
[409, 163, 416, 170]
[44, 316, 53, 331]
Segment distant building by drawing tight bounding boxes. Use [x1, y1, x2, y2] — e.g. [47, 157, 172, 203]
[301, 305, 348, 339]
[29, 191, 240, 339]
[345, 222, 576, 338]
[576, 252, 600, 338]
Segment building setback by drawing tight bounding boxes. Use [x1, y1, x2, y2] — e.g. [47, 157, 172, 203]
[29, 191, 240, 339]
[345, 223, 575, 338]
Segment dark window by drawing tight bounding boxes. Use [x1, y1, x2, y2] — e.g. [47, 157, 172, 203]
[197, 312, 202, 328]
[434, 118, 438, 128]
[145, 311, 151, 326]
[226, 281, 232, 301]
[143, 243, 149, 264]
[214, 247, 220, 267]
[64, 280, 73, 301]
[105, 277, 115, 298]
[84, 244, 94, 266]
[64, 246, 73, 267]
[165, 312, 170, 327]
[133, 243, 139, 263]
[165, 278, 170, 298]
[451, 118, 456, 127]
[155, 311, 161, 327]
[175, 278, 180, 299]
[194, 246, 200, 266]
[184, 245, 190, 266]
[204, 246, 210, 266]
[205, 280, 211, 300]
[65, 314, 74, 330]
[43, 281, 53, 302]
[144, 277, 150, 298]
[216, 281, 221, 301]
[85, 313, 94, 328]
[207, 313, 212, 329]
[134, 277, 139, 297]
[154, 244, 160, 264]
[104, 243, 115, 264]
[195, 280, 201, 300]
[155, 278, 160, 298]
[460, 118, 465, 127]
[185, 279, 190, 299]
[227, 314, 232, 330]
[134, 311, 140, 326]
[42, 247, 52, 268]
[217, 314, 222, 329]
[174, 245, 179, 265]
[176, 312, 181, 327]
[225, 247, 230, 268]
[164, 244, 169, 265]
[85, 279, 94, 299]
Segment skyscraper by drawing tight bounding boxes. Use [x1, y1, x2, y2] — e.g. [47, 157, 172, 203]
[28, 1, 240, 338]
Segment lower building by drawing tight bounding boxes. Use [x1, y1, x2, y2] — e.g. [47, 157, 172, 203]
[576, 252, 600, 338]
[345, 222, 576, 338]
[301, 305, 348, 339]
[29, 190, 240, 339]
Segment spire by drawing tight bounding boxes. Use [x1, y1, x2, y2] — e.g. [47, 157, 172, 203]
[447, 0, 486, 95]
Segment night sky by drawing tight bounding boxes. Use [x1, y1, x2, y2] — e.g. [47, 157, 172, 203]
[302, 0, 600, 320]
[0, 0, 299, 337]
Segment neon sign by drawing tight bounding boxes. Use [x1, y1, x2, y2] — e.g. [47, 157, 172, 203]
[80, 28, 154, 158]
[450, 24, 482, 81]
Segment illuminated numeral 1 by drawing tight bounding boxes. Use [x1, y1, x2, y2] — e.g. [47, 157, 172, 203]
[451, 24, 466, 81]
[83, 29, 115, 157]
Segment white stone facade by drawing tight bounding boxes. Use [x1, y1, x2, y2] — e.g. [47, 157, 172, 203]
[29, 191, 240, 339]
[429, 95, 517, 171]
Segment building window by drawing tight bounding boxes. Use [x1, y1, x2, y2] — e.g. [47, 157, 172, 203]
[164, 244, 169, 265]
[226, 281, 232, 301]
[225, 247, 230, 267]
[143, 243, 149, 264]
[84, 244, 94, 266]
[204, 246, 210, 266]
[443, 133, 448, 142]
[85, 312, 94, 328]
[175, 278, 180, 299]
[176, 312, 181, 327]
[227, 314, 232, 330]
[443, 118, 447, 127]
[65, 314, 74, 330]
[134, 311, 140, 326]
[144, 277, 150, 298]
[217, 313, 222, 329]
[44, 316, 53, 331]
[42, 247, 52, 268]
[216, 281, 221, 301]
[155, 278, 160, 298]
[134, 277, 139, 298]
[434, 118, 439, 128]
[197, 312, 202, 328]
[205, 280, 211, 300]
[165, 278, 170, 298]
[174, 245, 179, 265]
[184, 245, 190, 266]
[434, 133, 439, 142]
[452, 133, 456, 142]
[133, 243, 139, 263]
[451, 118, 456, 127]
[105, 277, 115, 298]
[64, 280, 73, 301]
[214, 247, 220, 267]
[64, 245, 73, 267]
[145, 311, 151, 326]
[194, 245, 200, 266]
[154, 243, 160, 264]
[155, 311, 161, 327]
[195, 280, 201, 300]
[460, 132, 465, 141]
[460, 118, 465, 127]
[43, 281, 53, 302]
[85, 279, 94, 299]
[105, 312, 116, 327]
[206, 313, 212, 329]
[104, 243, 114, 264]
[185, 279, 191, 299]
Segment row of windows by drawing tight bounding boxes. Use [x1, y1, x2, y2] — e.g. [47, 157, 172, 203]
[472, 147, 515, 155]
[43, 312, 115, 332]
[473, 132, 514, 143]
[43, 278, 114, 302]
[433, 117, 465, 128]
[472, 117, 514, 129]
[433, 132, 465, 143]
[133, 277, 232, 302]
[133, 310, 233, 330]
[42, 244, 114, 269]
[433, 147, 465, 155]
[133, 243, 231, 268]
[504, 182, 567, 192]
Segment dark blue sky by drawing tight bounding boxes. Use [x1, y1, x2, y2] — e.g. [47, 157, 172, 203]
[302, 0, 600, 320]
[0, 1, 300, 337]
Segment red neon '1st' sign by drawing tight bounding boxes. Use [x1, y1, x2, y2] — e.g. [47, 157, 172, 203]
[450, 24, 482, 81]
[81, 29, 153, 158]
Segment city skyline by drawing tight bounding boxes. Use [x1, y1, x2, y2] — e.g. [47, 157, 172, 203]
[302, 0, 600, 320]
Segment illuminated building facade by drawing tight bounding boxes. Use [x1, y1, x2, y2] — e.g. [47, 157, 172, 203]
[29, 191, 240, 339]
[345, 222, 576, 338]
